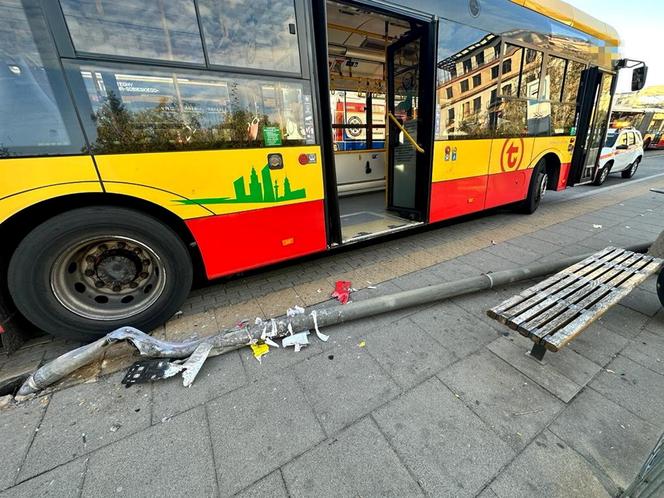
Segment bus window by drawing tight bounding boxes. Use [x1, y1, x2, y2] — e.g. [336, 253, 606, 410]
[60, 0, 205, 64]
[71, 63, 314, 153]
[544, 56, 566, 102]
[520, 49, 543, 99]
[198, 0, 301, 74]
[562, 60, 586, 103]
[0, 0, 84, 156]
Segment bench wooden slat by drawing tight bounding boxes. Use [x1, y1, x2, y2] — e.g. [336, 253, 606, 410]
[544, 258, 663, 351]
[525, 254, 652, 340]
[510, 251, 637, 334]
[486, 247, 621, 320]
[490, 248, 627, 326]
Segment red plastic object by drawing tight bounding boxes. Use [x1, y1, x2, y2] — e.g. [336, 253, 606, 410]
[332, 280, 352, 304]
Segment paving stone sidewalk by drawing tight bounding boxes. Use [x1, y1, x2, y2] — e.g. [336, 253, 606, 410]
[1, 185, 664, 496]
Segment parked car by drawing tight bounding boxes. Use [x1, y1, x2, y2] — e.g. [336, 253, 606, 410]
[594, 128, 644, 185]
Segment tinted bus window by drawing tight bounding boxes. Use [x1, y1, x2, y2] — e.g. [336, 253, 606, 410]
[520, 49, 543, 98]
[198, 0, 301, 74]
[562, 60, 585, 103]
[0, 0, 84, 157]
[70, 63, 315, 154]
[60, 0, 205, 64]
[545, 56, 566, 102]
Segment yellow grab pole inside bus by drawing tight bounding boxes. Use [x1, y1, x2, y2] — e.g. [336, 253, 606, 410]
[387, 112, 425, 153]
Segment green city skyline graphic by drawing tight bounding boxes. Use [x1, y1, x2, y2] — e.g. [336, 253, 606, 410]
[178, 165, 306, 205]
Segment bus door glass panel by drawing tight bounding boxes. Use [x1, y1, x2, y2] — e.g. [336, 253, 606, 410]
[387, 32, 422, 214]
[581, 72, 613, 182]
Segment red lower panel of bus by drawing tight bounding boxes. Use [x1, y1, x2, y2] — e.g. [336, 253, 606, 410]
[429, 176, 488, 223]
[186, 200, 327, 280]
[557, 162, 571, 190]
[484, 169, 533, 209]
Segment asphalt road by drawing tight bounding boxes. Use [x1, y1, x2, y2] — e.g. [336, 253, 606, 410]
[544, 150, 664, 205]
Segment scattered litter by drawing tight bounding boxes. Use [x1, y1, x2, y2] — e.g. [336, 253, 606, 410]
[310, 310, 329, 342]
[625, 226, 631, 229]
[236, 319, 249, 328]
[161, 416, 172, 423]
[606, 369, 615, 374]
[255, 317, 263, 325]
[332, 280, 352, 304]
[264, 337, 280, 348]
[173, 310, 183, 318]
[358, 341, 366, 348]
[287, 305, 305, 317]
[181, 342, 213, 387]
[250, 342, 270, 363]
[367, 285, 377, 290]
[282, 331, 310, 352]
[109, 423, 121, 433]
[316, 288, 322, 293]
[491, 240, 497, 245]
[592, 224, 603, 229]
[512, 409, 542, 416]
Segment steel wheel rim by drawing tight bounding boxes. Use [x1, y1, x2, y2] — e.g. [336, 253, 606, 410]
[50, 236, 166, 321]
[537, 173, 548, 202]
[601, 168, 609, 182]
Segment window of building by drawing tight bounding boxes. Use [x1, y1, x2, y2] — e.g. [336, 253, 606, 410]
[545, 56, 566, 102]
[476, 52, 485, 66]
[562, 60, 586, 103]
[60, 0, 205, 63]
[520, 49, 543, 98]
[472, 74, 481, 88]
[198, 0, 301, 73]
[460, 79, 469, 92]
[491, 65, 499, 79]
[502, 58, 513, 74]
[473, 96, 482, 112]
[0, 0, 85, 157]
[448, 108, 455, 123]
[71, 63, 315, 154]
[463, 102, 470, 116]
[446, 87, 453, 99]
[502, 84, 512, 96]
[463, 59, 472, 73]
[449, 66, 457, 78]
[490, 89, 497, 105]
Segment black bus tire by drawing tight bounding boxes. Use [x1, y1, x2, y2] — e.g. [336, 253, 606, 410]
[658, 269, 664, 308]
[8, 206, 193, 342]
[517, 161, 547, 214]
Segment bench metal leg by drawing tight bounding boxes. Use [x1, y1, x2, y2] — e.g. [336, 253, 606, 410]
[529, 342, 547, 361]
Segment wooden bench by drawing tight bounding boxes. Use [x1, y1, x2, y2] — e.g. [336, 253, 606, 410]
[487, 247, 664, 361]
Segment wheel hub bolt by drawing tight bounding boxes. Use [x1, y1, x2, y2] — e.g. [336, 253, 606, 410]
[86, 255, 96, 263]
[98, 244, 108, 252]
[84, 269, 95, 277]
[117, 242, 126, 249]
[142, 259, 150, 266]
[112, 285, 122, 292]
[129, 281, 139, 289]
[95, 281, 105, 288]
[139, 272, 149, 279]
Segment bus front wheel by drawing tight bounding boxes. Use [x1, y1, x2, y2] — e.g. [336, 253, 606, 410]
[517, 161, 547, 214]
[8, 207, 193, 342]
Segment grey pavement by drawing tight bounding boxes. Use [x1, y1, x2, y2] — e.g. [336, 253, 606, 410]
[1, 161, 664, 496]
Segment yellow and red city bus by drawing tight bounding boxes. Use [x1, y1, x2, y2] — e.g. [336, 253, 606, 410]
[610, 107, 664, 149]
[0, 0, 642, 340]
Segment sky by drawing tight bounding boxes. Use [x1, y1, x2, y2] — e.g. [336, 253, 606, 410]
[574, 0, 662, 93]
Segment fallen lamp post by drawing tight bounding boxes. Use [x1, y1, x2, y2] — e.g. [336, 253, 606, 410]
[16, 242, 654, 398]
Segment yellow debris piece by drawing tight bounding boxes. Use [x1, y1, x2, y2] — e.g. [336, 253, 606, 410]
[250, 342, 270, 361]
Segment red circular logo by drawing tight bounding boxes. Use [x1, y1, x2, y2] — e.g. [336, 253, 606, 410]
[500, 138, 525, 172]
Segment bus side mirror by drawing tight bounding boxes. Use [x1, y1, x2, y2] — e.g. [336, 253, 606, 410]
[632, 66, 648, 91]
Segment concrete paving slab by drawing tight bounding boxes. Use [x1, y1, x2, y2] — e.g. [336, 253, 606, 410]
[19, 373, 151, 481]
[457, 249, 517, 273]
[410, 301, 503, 362]
[206, 375, 325, 495]
[546, 345, 603, 387]
[236, 471, 287, 498]
[2, 458, 85, 498]
[282, 417, 423, 497]
[428, 259, 483, 283]
[590, 355, 664, 426]
[567, 322, 629, 367]
[365, 318, 455, 389]
[438, 350, 564, 451]
[645, 310, 664, 334]
[82, 407, 217, 497]
[549, 388, 660, 490]
[292, 346, 400, 435]
[597, 304, 649, 339]
[152, 350, 247, 423]
[489, 430, 610, 498]
[373, 377, 515, 497]
[623, 329, 664, 375]
[620, 287, 664, 317]
[487, 337, 585, 403]
[0, 397, 47, 491]
[483, 242, 542, 265]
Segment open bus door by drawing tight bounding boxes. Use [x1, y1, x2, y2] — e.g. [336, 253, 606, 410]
[386, 23, 435, 221]
[569, 67, 616, 185]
